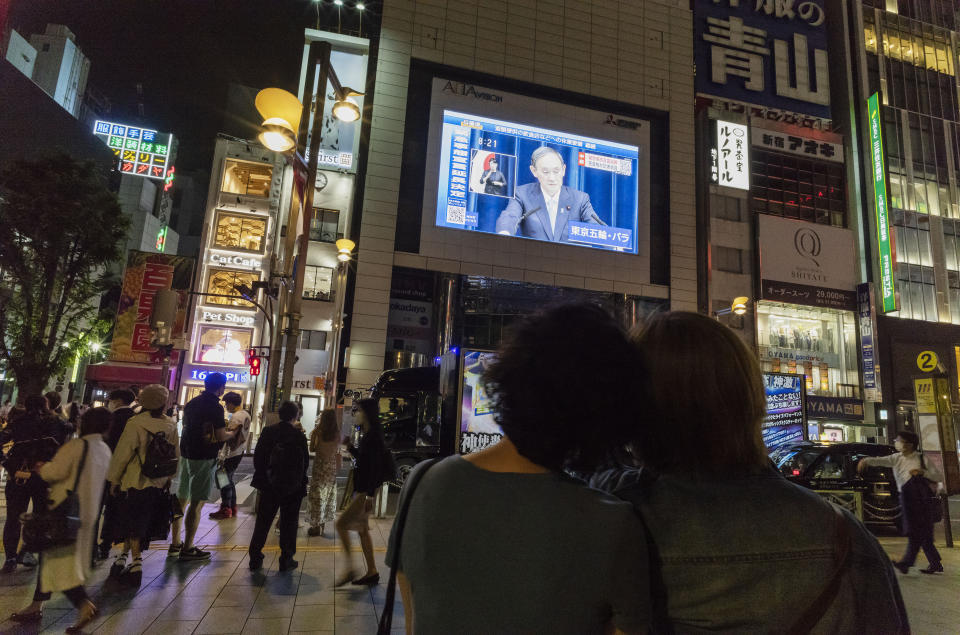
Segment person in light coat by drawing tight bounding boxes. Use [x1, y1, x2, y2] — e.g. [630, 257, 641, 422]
[9, 407, 112, 633]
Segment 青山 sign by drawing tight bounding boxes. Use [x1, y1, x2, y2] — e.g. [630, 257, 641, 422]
[93, 120, 173, 180]
[867, 93, 897, 313]
[210, 253, 262, 269]
[694, 0, 830, 119]
[200, 309, 256, 327]
[751, 127, 843, 163]
[715, 121, 750, 190]
[758, 215, 857, 310]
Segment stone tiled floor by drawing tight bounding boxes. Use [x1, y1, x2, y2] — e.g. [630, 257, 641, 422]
[0, 476, 958, 634]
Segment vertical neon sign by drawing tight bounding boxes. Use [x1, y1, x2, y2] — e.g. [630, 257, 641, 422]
[867, 93, 897, 313]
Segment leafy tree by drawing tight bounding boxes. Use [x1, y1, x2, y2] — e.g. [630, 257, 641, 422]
[0, 154, 129, 398]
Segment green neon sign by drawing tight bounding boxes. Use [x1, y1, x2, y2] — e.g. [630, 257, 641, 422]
[867, 93, 897, 313]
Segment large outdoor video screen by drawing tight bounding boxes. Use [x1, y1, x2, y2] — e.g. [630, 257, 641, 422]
[435, 111, 640, 254]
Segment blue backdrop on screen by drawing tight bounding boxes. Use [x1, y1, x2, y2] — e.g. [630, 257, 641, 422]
[762, 372, 806, 449]
[435, 111, 640, 254]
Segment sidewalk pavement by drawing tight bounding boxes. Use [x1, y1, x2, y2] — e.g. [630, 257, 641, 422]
[0, 484, 958, 634]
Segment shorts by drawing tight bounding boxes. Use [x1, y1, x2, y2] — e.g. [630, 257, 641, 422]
[177, 458, 216, 502]
[336, 493, 373, 532]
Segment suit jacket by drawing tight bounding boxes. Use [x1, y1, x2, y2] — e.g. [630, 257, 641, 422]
[494, 183, 599, 242]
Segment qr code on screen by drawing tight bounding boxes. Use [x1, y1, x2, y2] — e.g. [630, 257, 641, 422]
[446, 204, 466, 225]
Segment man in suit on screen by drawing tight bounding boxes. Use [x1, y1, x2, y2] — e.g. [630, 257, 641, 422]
[495, 146, 601, 243]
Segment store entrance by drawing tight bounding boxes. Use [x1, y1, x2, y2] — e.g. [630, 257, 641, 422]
[298, 395, 322, 439]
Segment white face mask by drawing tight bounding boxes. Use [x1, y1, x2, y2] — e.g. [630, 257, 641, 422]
[894, 440, 904, 451]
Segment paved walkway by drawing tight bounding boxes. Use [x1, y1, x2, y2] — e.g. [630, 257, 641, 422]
[0, 471, 958, 634]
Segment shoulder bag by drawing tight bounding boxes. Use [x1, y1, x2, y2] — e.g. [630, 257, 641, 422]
[21, 439, 88, 552]
[377, 458, 441, 635]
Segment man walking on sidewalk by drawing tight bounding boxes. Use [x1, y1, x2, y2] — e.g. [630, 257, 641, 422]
[171, 373, 235, 561]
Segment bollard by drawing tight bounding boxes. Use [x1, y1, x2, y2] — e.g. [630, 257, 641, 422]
[942, 494, 953, 548]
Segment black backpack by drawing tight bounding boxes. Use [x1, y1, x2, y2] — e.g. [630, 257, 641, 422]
[141, 430, 179, 479]
[267, 437, 304, 493]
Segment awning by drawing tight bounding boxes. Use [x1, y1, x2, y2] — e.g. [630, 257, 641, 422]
[84, 362, 163, 386]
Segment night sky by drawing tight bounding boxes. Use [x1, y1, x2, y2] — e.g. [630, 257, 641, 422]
[8, 0, 376, 170]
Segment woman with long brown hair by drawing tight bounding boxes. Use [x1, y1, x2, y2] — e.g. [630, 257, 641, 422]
[307, 409, 342, 537]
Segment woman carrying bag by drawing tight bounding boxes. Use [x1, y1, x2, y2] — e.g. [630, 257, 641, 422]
[9, 407, 112, 633]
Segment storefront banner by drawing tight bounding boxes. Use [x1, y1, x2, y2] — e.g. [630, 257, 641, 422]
[111, 250, 194, 363]
[914, 378, 937, 415]
[386, 299, 435, 356]
[186, 366, 250, 384]
[459, 350, 502, 454]
[758, 214, 857, 310]
[714, 120, 750, 190]
[806, 396, 864, 421]
[867, 92, 897, 313]
[762, 372, 805, 449]
[857, 283, 882, 402]
[750, 127, 843, 163]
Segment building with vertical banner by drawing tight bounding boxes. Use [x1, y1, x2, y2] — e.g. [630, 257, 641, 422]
[828, 1, 960, 488]
[695, 0, 880, 444]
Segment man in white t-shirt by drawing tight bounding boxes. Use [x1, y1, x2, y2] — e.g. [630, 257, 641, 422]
[858, 430, 944, 574]
[210, 392, 251, 519]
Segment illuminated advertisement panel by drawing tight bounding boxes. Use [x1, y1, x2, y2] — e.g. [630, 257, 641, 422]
[435, 110, 641, 254]
[762, 372, 806, 449]
[93, 120, 173, 180]
[867, 93, 898, 313]
[459, 350, 502, 454]
[193, 325, 254, 366]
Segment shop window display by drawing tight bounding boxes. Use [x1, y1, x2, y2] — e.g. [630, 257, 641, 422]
[221, 159, 273, 197]
[205, 269, 260, 308]
[194, 325, 253, 365]
[213, 211, 267, 253]
[757, 303, 860, 398]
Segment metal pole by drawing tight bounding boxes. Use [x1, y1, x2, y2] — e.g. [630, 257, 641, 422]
[326, 261, 348, 403]
[280, 41, 331, 404]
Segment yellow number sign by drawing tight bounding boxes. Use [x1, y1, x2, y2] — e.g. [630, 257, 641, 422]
[917, 350, 939, 372]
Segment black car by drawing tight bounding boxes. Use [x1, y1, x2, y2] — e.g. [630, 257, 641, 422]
[773, 442, 901, 528]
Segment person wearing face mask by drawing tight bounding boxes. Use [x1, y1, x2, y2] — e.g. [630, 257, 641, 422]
[858, 430, 944, 574]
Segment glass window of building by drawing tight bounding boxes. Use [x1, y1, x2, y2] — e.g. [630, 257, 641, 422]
[757, 303, 860, 398]
[303, 265, 333, 301]
[298, 330, 328, 350]
[205, 269, 260, 308]
[193, 325, 254, 366]
[713, 246, 743, 273]
[750, 149, 845, 226]
[221, 159, 273, 197]
[309, 208, 340, 242]
[213, 211, 267, 253]
[711, 194, 743, 222]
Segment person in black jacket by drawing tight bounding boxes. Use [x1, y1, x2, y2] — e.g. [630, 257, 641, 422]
[96, 389, 138, 560]
[0, 395, 69, 573]
[335, 398, 393, 587]
[248, 401, 309, 572]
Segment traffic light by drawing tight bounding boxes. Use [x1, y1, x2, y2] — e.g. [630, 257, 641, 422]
[247, 348, 261, 376]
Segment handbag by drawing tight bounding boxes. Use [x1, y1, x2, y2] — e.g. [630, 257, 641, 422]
[215, 464, 231, 490]
[377, 458, 440, 635]
[20, 439, 88, 552]
[919, 454, 943, 523]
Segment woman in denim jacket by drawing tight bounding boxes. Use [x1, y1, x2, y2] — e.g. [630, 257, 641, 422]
[592, 311, 909, 634]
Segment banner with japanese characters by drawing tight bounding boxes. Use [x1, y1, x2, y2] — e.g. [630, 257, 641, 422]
[110, 250, 194, 363]
[695, 0, 830, 119]
[459, 350, 502, 454]
[762, 372, 806, 449]
[713, 120, 750, 189]
[751, 127, 843, 162]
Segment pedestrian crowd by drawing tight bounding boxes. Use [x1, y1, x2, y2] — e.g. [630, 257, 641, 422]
[0, 303, 945, 634]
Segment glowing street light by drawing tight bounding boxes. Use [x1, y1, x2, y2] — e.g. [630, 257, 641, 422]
[254, 88, 303, 153]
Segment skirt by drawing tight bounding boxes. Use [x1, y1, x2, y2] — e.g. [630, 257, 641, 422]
[307, 456, 339, 527]
[112, 487, 171, 543]
[337, 493, 372, 532]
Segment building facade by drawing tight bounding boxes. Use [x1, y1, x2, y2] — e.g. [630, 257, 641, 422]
[28, 23, 89, 118]
[342, 0, 698, 395]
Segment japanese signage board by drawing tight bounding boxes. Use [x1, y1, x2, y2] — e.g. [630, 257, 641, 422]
[459, 350, 502, 454]
[751, 127, 842, 162]
[867, 93, 897, 312]
[695, 0, 830, 119]
[806, 396, 864, 421]
[914, 378, 937, 415]
[714, 120, 750, 190]
[93, 120, 173, 180]
[758, 215, 857, 310]
[762, 372, 806, 449]
[857, 283, 882, 403]
[110, 250, 194, 363]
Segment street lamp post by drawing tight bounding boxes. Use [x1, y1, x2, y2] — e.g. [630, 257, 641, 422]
[326, 238, 354, 403]
[255, 41, 362, 407]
